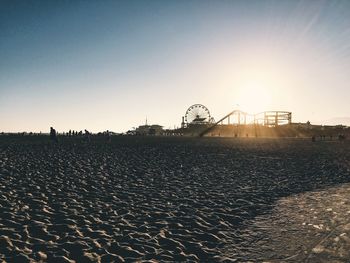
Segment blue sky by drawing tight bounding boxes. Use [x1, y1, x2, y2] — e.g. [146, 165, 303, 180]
[1, 0, 350, 132]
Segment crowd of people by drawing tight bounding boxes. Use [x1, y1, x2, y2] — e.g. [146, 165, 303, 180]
[311, 134, 346, 142]
[49, 127, 112, 143]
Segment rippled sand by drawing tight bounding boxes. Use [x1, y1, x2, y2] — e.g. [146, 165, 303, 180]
[242, 183, 350, 262]
[0, 136, 349, 262]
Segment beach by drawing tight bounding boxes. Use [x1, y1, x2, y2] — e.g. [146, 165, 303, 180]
[0, 136, 349, 262]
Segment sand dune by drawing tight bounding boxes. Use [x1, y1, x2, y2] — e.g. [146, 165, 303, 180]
[0, 136, 349, 262]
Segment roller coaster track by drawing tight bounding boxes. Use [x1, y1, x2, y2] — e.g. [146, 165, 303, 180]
[199, 110, 249, 137]
[198, 110, 292, 137]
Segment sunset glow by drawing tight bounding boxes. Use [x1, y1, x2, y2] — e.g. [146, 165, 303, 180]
[236, 81, 272, 114]
[1, 1, 350, 132]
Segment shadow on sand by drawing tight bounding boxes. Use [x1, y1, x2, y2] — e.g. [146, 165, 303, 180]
[0, 136, 349, 261]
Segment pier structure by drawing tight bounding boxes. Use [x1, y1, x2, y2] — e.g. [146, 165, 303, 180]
[196, 107, 292, 137]
[254, 111, 292, 127]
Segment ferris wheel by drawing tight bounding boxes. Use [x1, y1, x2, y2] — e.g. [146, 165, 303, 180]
[185, 104, 211, 124]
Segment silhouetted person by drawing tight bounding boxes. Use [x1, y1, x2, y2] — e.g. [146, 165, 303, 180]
[85, 129, 91, 142]
[68, 130, 72, 136]
[312, 135, 316, 142]
[50, 127, 58, 142]
[106, 130, 111, 142]
[339, 134, 345, 141]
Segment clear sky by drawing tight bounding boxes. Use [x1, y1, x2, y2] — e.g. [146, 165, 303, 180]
[1, 0, 350, 132]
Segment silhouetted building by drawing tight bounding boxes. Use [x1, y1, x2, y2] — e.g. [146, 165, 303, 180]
[136, 125, 163, 135]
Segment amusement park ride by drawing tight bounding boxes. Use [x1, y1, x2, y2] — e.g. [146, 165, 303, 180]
[181, 104, 215, 127]
[131, 103, 347, 137]
[180, 104, 292, 137]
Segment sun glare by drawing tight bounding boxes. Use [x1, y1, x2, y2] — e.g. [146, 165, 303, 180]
[236, 81, 272, 114]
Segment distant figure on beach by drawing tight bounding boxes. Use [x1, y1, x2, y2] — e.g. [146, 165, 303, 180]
[50, 127, 58, 142]
[312, 135, 316, 142]
[106, 130, 111, 142]
[339, 134, 346, 141]
[85, 129, 91, 142]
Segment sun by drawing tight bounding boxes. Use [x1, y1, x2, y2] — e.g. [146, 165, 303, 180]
[236, 81, 272, 114]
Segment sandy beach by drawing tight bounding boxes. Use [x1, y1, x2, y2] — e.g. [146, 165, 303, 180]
[0, 136, 350, 262]
[241, 183, 350, 262]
